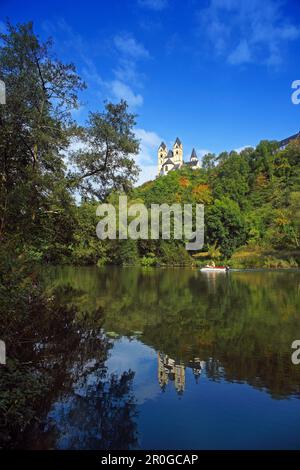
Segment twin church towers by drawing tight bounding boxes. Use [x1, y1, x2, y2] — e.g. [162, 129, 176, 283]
[157, 137, 200, 176]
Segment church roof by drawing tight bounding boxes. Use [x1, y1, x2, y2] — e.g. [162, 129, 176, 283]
[159, 141, 167, 150]
[162, 158, 174, 166]
[174, 137, 182, 146]
[191, 148, 198, 160]
[166, 150, 173, 158]
[278, 131, 300, 148]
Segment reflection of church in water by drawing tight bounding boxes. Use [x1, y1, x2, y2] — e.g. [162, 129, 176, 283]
[158, 352, 205, 394]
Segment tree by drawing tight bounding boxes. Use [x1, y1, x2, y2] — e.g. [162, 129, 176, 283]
[70, 100, 140, 200]
[206, 197, 248, 257]
[70, 202, 108, 265]
[206, 241, 222, 260]
[202, 153, 216, 171]
[0, 21, 85, 244]
[211, 152, 250, 208]
[248, 140, 278, 180]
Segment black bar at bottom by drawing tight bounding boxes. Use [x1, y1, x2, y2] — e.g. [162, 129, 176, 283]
[0, 450, 299, 466]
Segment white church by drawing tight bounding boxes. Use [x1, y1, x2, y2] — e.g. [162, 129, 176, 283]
[157, 137, 200, 176]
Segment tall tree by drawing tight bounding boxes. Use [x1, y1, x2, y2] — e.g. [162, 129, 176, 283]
[70, 100, 140, 200]
[0, 21, 85, 243]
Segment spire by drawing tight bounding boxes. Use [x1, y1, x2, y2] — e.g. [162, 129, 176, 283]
[159, 141, 166, 149]
[191, 148, 197, 160]
[174, 137, 182, 146]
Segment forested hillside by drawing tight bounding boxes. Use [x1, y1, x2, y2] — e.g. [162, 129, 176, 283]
[130, 141, 300, 267]
[59, 139, 300, 268]
[1, 21, 299, 268]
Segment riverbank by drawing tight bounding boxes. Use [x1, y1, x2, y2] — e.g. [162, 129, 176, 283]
[228, 246, 300, 269]
[64, 245, 300, 269]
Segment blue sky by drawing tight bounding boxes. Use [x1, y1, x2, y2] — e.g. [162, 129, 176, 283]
[1, 0, 300, 183]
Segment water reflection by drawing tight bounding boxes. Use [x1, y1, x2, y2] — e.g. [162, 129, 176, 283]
[158, 353, 205, 393]
[42, 266, 300, 399]
[21, 267, 300, 448]
[41, 369, 138, 450]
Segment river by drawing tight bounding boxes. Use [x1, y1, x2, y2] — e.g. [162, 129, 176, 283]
[21, 267, 300, 449]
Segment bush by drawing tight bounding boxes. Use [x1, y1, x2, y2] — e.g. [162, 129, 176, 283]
[158, 241, 193, 266]
[140, 253, 158, 267]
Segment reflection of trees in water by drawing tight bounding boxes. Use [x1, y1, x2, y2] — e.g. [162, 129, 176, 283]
[2, 283, 138, 450]
[27, 298, 139, 450]
[39, 370, 138, 450]
[45, 267, 300, 399]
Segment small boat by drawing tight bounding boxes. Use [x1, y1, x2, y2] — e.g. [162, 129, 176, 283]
[200, 265, 229, 273]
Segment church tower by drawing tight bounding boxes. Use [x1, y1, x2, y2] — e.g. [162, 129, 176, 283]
[190, 148, 200, 169]
[173, 137, 183, 166]
[158, 141, 167, 174]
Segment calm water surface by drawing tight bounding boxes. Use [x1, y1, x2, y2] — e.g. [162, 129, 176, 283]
[25, 267, 300, 449]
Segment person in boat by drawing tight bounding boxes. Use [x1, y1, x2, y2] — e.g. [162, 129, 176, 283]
[205, 261, 216, 268]
[203, 262, 229, 271]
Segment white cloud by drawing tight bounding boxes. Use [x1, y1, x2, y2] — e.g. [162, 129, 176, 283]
[134, 128, 162, 185]
[67, 138, 87, 154]
[43, 18, 87, 62]
[228, 40, 252, 65]
[135, 127, 162, 164]
[234, 145, 253, 153]
[112, 35, 149, 87]
[114, 34, 150, 59]
[71, 105, 86, 118]
[138, 0, 168, 11]
[81, 61, 144, 109]
[42, 19, 148, 110]
[137, 165, 158, 185]
[110, 80, 143, 108]
[135, 128, 162, 153]
[111, 34, 150, 108]
[82, 60, 106, 87]
[196, 148, 212, 159]
[113, 58, 141, 84]
[198, 0, 300, 66]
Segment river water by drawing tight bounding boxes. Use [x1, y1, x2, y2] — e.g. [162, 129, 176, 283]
[22, 267, 300, 449]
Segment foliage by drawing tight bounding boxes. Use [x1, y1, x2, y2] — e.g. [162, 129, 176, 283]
[1, 20, 300, 267]
[0, 21, 84, 247]
[158, 240, 193, 266]
[70, 202, 108, 265]
[206, 197, 247, 257]
[118, 239, 140, 266]
[0, 21, 140, 265]
[0, 250, 138, 449]
[140, 253, 158, 267]
[71, 138, 300, 266]
[70, 100, 140, 200]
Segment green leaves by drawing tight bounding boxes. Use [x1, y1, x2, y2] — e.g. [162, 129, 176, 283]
[70, 100, 140, 200]
[206, 197, 247, 257]
[0, 21, 84, 247]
